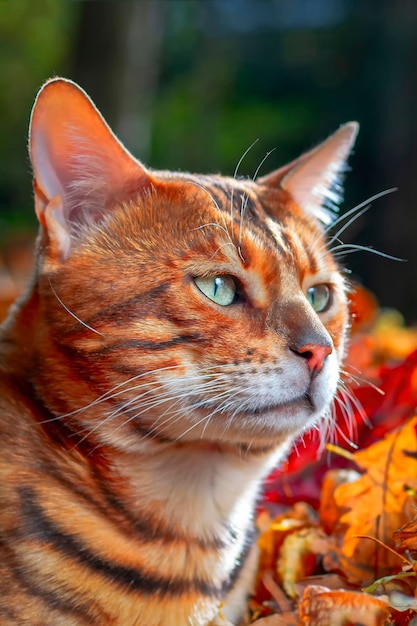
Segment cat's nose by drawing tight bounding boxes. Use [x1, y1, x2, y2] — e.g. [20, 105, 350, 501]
[291, 343, 332, 374]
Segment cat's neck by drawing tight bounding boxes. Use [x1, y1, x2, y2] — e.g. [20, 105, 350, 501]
[110, 441, 284, 542]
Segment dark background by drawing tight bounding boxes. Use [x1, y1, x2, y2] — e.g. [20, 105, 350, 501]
[1, 0, 417, 319]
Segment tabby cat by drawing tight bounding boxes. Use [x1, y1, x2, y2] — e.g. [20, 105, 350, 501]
[0, 78, 357, 625]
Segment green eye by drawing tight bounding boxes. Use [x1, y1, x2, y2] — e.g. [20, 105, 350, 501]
[194, 275, 238, 306]
[307, 284, 332, 313]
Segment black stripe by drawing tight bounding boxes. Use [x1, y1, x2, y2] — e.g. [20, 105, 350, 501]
[129, 420, 176, 444]
[0, 537, 99, 624]
[93, 476, 234, 552]
[18, 487, 223, 599]
[208, 180, 264, 221]
[239, 442, 277, 456]
[208, 180, 260, 220]
[86, 333, 203, 356]
[304, 243, 318, 272]
[111, 363, 150, 375]
[279, 228, 297, 257]
[6, 375, 102, 460]
[0, 605, 18, 621]
[200, 181, 230, 211]
[85, 284, 170, 328]
[222, 525, 257, 593]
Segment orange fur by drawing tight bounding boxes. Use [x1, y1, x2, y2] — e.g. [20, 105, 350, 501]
[0, 78, 357, 625]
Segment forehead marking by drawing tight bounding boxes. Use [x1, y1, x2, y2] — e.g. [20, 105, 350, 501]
[189, 177, 328, 280]
[264, 217, 292, 256]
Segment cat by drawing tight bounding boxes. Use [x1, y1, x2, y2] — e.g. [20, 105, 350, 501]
[0, 77, 357, 626]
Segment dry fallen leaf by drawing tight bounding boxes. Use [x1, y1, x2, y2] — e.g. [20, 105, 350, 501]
[299, 586, 392, 626]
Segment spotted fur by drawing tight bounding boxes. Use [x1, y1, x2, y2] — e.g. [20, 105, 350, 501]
[0, 78, 358, 625]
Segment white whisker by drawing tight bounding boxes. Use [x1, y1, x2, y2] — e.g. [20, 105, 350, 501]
[48, 277, 104, 337]
[342, 366, 385, 396]
[325, 188, 397, 236]
[187, 179, 236, 251]
[331, 243, 405, 261]
[231, 139, 259, 213]
[253, 148, 276, 181]
[328, 204, 373, 246]
[238, 192, 249, 257]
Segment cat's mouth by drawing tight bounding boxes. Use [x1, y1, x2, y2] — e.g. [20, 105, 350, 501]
[188, 392, 315, 417]
[182, 392, 320, 444]
[235, 392, 315, 417]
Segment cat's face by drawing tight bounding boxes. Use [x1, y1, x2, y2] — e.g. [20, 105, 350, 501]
[28, 79, 356, 452]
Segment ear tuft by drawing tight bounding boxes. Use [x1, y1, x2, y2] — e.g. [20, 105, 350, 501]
[259, 122, 359, 225]
[29, 77, 151, 259]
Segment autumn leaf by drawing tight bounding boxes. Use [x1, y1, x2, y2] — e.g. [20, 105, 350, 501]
[326, 417, 417, 585]
[299, 586, 392, 626]
[394, 514, 417, 553]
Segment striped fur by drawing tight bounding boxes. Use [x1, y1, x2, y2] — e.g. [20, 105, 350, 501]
[0, 79, 357, 625]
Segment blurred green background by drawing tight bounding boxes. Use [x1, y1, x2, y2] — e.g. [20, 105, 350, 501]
[1, 0, 417, 318]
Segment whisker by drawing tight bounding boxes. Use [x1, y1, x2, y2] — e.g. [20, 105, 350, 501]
[208, 241, 236, 261]
[48, 277, 104, 337]
[325, 188, 397, 235]
[94, 363, 242, 419]
[237, 191, 250, 262]
[331, 418, 358, 449]
[331, 243, 405, 262]
[328, 204, 373, 246]
[170, 387, 249, 442]
[342, 366, 385, 396]
[78, 371, 241, 444]
[187, 180, 236, 250]
[237, 145, 275, 253]
[337, 378, 371, 429]
[252, 148, 276, 181]
[335, 390, 358, 444]
[231, 139, 259, 241]
[233, 139, 259, 181]
[36, 364, 187, 424]
[191, 222, 232, 238]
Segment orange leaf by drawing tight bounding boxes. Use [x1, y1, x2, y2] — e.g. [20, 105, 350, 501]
[319, 468, 361, 535]
[325, 417, 417, 585]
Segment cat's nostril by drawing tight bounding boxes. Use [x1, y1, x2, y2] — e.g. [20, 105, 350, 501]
[300, 349, 314, 362]
[291, 343, 332, 374]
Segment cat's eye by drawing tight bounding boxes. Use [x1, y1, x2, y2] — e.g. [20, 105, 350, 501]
[307, 284, 332, 313]
[193, 275, 239, 306]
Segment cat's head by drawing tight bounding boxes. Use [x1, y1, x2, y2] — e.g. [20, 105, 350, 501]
[28, 78, 357, 453]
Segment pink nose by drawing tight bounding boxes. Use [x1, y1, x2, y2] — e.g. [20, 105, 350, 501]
[293, 343, 332, 373]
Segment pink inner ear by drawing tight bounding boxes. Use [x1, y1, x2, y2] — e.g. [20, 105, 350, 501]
[29, 78, 151, 232]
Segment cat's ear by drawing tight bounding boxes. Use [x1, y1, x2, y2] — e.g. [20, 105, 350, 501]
[258, 122, 359, 225]
[29, 77, 151, 260]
